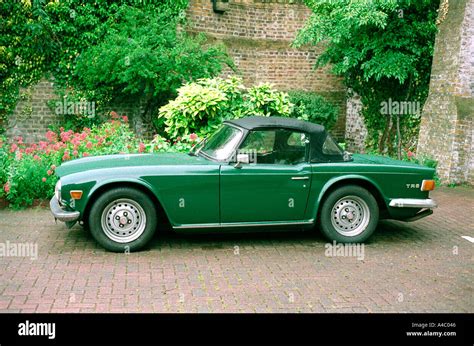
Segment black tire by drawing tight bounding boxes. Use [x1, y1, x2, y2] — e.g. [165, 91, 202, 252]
[319, 185, 379, 243]
[88, 187, 157, 252]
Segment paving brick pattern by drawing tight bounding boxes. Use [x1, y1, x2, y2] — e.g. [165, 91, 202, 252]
[0, 187, 472, 313]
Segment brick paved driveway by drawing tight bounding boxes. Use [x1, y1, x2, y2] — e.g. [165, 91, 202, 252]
[0, 187, 472, 313]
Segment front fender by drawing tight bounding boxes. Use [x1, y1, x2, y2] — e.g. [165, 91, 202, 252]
[59, 170, 165, 220]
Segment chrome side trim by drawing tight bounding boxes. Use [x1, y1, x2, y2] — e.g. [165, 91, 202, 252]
[389, 198, 437, 208]
[49, 196, 80, 222]
[173, 219, 315, 230]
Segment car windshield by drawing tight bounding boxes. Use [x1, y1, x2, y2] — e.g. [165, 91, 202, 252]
[191, 124, 243, 161]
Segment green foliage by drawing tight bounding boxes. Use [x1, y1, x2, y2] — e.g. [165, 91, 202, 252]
[295, 0, 439, 155]
[144, 134, 200, 154]
[6, 151, 58, 208]
[0, 0, 228, 133]
[74, 5, 230, 111]
[288, 91, 338, 129]
[1, 0, 118, 129]
[245, 84, 292, 117]
[158, 76, 295, 140]
[158, 82, 230, 138]
[46, 90, 103, 133]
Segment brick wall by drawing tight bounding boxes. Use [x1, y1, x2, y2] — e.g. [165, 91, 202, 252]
[417, 0, 474, 185]
[100, 99, 154, 139]
[5, 78, 62, 143]
[186, 0, 347, 139]
[4, 78, 152, 143]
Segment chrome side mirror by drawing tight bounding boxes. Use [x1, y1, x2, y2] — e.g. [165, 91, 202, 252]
[343, 151, 353, 161]
[233, 153, 250, 168]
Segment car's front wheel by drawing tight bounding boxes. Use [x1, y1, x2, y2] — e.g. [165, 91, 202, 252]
[88, 187, 157, 252]
[319, 185, 379, 243]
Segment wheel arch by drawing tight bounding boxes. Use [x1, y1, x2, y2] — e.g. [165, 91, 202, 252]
[82, 180, 170, 226]
[314, 176, 388, 221]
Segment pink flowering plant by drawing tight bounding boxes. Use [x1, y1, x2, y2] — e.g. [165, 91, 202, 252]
[401, 148, 436, 167]
[1, 114, 201, 208]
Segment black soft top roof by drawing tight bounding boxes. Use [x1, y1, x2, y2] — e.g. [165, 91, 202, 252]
[224, 116, 347, 163]
[225, 116, 326, 134]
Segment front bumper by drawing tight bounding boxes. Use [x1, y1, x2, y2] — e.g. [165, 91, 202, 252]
[49, 196, 80, 222]
[389, 198, 437, 209]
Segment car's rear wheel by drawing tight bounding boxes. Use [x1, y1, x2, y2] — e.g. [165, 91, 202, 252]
[88, 187, 157, 252]
[319, 185, 379, 243]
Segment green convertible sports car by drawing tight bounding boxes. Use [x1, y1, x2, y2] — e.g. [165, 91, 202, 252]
[50, 116, 437, 252]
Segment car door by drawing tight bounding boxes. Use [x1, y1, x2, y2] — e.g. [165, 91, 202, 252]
[220, 128, 312, 223]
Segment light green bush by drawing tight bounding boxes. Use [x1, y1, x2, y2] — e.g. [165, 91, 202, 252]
[158, 76, 295, 140]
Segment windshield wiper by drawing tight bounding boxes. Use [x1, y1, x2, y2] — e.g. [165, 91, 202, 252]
[188, 138, 207, 156]
[195, 138, 207, 155]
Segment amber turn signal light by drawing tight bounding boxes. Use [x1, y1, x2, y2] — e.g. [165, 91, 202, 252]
[70, 190, 83, 199]
[421, 180, 435, 191]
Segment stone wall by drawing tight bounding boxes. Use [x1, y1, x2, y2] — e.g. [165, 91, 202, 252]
[345, 93, 367, 153]
[186, 0, 347, 139]
[417, 0, 474, 185]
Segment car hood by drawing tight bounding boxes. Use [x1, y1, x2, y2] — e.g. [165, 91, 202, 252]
[55, 152, 212, 177]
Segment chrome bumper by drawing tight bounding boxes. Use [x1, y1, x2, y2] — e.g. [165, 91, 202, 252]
[389, 198, 437, 209]
[49, 196, 80, 222]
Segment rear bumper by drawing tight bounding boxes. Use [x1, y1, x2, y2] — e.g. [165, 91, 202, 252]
[49, 196, 80, 222]
[389, 198, 437, 209]
[403, 209, 433, 222]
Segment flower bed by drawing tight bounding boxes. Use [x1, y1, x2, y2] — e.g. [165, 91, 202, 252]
[0, 115, 199, 208]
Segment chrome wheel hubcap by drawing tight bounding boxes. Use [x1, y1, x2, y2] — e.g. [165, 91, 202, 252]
[101, 198, 146, 243]
[331, 195, 370, 237]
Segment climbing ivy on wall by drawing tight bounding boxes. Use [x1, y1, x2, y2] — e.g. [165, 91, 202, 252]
[0, 0, 227, 133]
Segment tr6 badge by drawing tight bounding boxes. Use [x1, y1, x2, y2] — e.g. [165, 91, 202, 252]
[406, 183, 420, 189]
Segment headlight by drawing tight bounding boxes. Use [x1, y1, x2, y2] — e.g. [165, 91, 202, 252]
[55, 180, 62, 201]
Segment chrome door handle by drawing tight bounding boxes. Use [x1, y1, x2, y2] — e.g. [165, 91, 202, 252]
[291, 176, 309, 180]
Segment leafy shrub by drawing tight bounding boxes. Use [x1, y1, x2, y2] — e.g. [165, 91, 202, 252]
[6, 152, 58, 208]
[74, 6, 229, 113]
[294, 0, 439, 155]
[288, 91, 338, 130]
[158, 76, 294, 140]
[144, 133, 200, 154]
[1, 0, 227, 134]
[1, 115, 199, 208]
[245, 84, 292, 118]
[158, 82, 230, 138]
